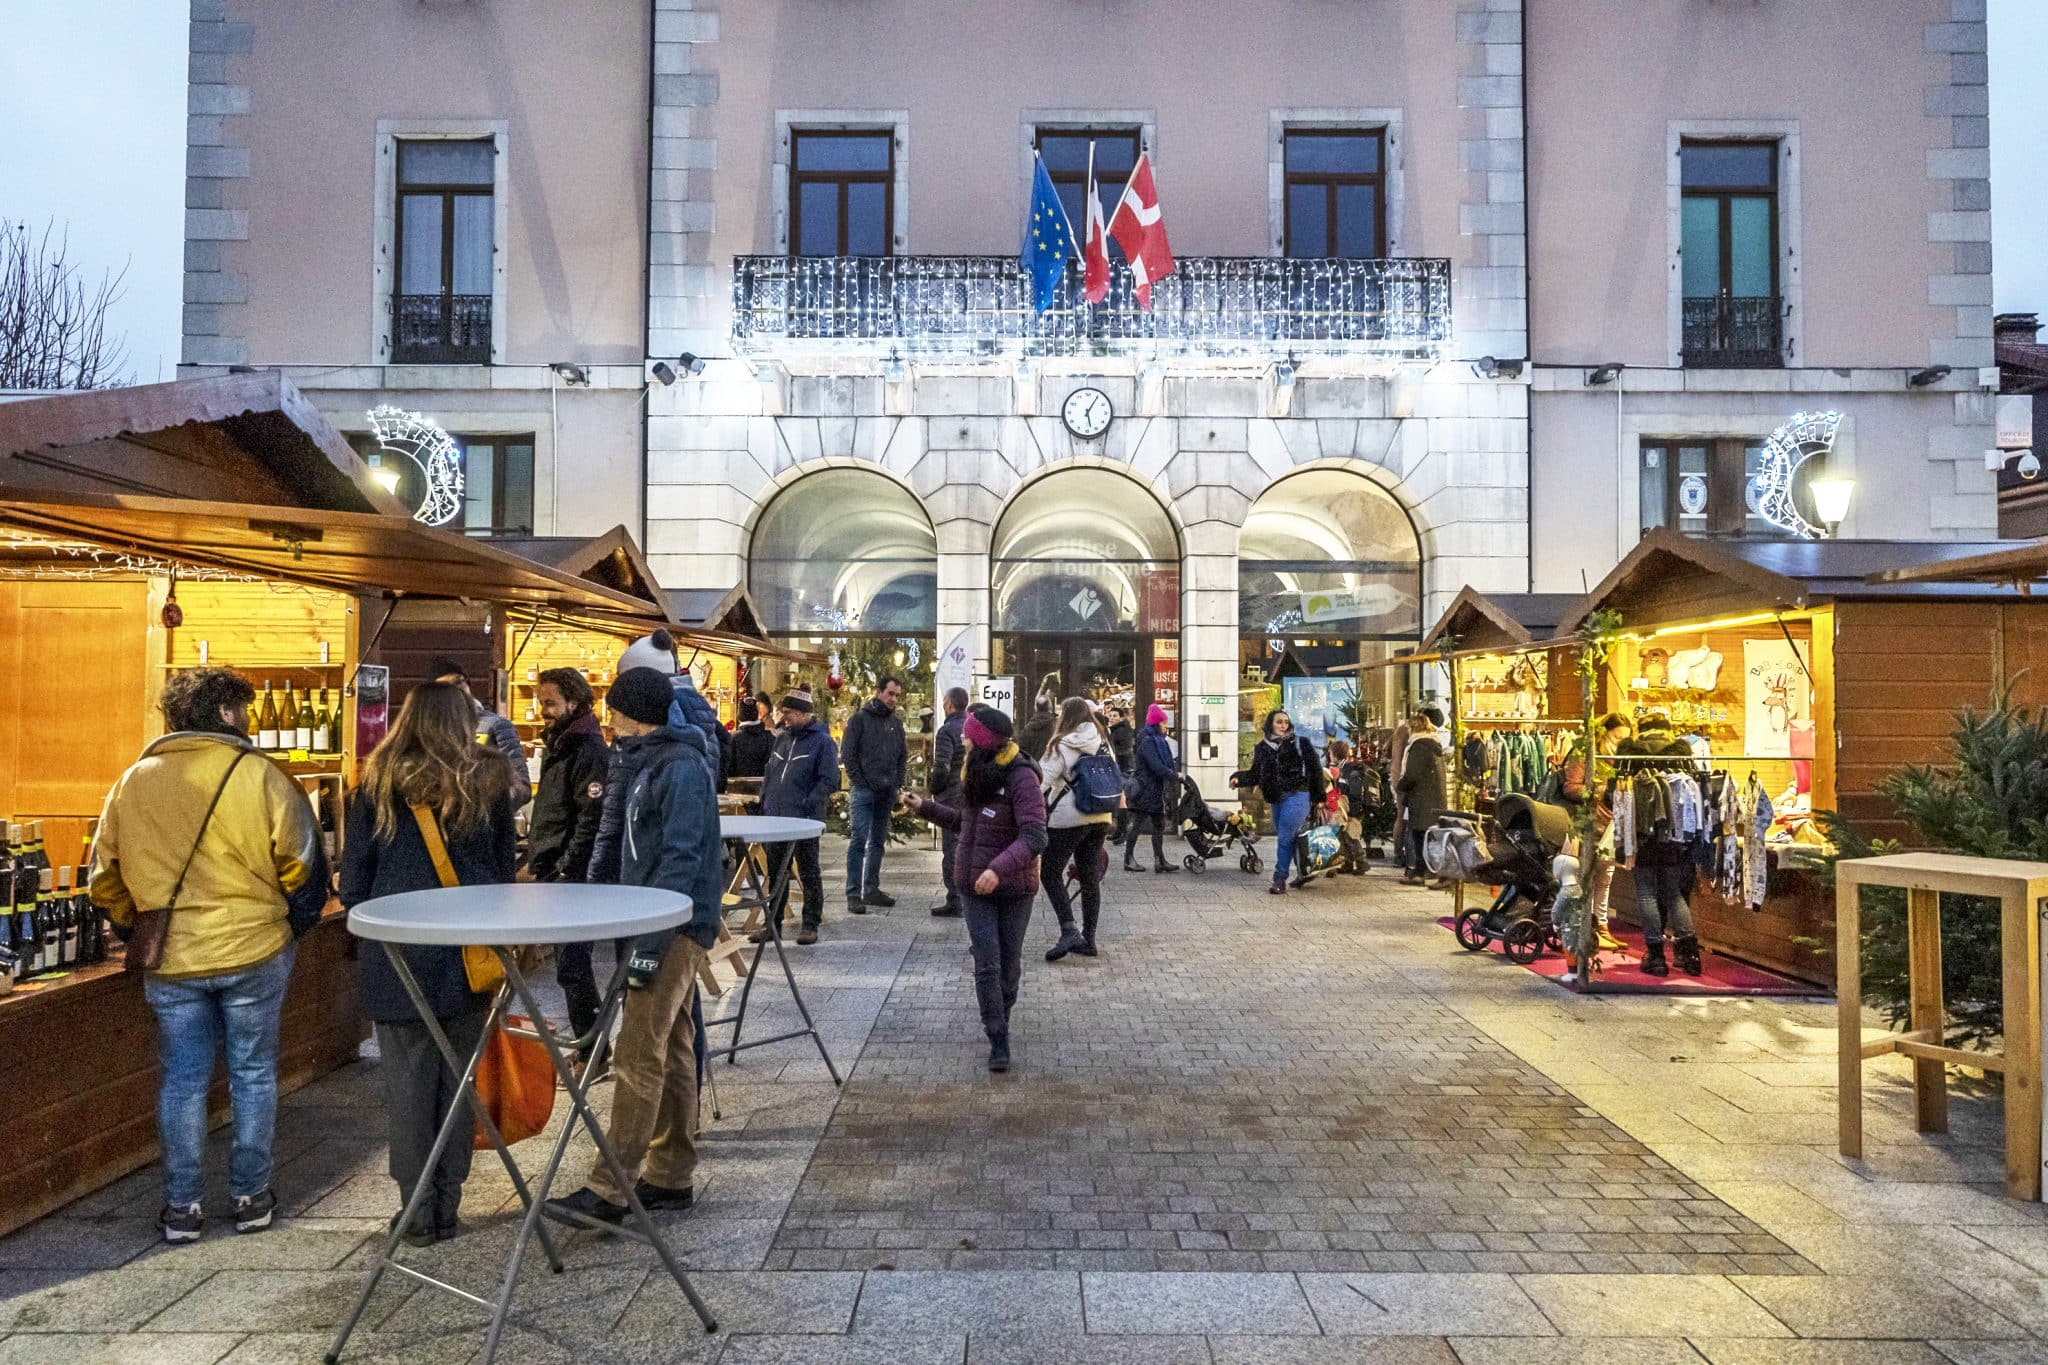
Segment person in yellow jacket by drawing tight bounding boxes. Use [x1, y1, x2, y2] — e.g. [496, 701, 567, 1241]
[91, 668, 328, 1246]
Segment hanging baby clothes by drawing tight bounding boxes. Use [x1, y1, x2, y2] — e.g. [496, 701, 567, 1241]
[1744, 784, 1775, 909]
[1717, 776, 1745, 903]
[1612, 782, 1636, 860]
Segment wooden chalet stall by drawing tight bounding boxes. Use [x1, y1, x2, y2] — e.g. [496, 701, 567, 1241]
[1415, 590, 1582, 809]
[0, 376, 669, 1236]
[1558, 529, 2036, 988]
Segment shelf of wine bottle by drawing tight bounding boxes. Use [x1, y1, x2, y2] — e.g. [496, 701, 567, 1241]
[247, 677, 344, 759]
[0, 821, 108, 993]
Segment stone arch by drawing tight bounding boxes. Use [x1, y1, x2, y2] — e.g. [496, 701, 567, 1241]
[745, 461, 939, 637]
[988, 463, 1186, 636]
[1237, 465, 1426, 641]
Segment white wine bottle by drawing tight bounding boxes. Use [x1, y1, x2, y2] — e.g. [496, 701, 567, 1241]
[295, 685, 315, 751]
[313, 688, 334, 754]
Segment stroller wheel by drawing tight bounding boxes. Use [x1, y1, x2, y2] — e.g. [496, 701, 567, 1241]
[1544, 926, 1564, 954]
[1503, 919, 1543, 965]
[1247, 850, 1263, 874]
[1454, 909, 1491, 952]
[1183, 853, 1205, 873]
[1238, 851, 1256, 873]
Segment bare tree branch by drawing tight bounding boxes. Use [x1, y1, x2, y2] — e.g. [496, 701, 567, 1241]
[0, 220, 130, 390]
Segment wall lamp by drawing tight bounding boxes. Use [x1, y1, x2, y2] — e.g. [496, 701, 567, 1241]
[1586, 363, 1625, 386]
[1471, 356, 1524, 380]
[649, 353, 705, 386]
[550, 362, 589, 386]
[1907, 365, 1952, 388]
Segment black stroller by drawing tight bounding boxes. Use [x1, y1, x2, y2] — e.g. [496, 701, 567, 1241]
[1170, 774, 1263, 874]
[1450, 793, 1573, 964]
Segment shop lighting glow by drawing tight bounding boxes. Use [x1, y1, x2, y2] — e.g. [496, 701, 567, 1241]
[1755, 411, 1844, 540]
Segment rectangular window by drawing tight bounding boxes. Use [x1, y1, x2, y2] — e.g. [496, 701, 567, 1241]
[352, 431, 534, 535]
[1679, 140, 1781, 367]
[1282, 128, 1385, 259]
[1034, 127, 1140, 254]
[1640, 438, 1778, 537]
[789, 130, 894, 257]
[393, 139, 495, 364]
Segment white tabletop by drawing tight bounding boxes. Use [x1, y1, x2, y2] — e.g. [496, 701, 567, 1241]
[721, 815, 825, 844]
[348, 883, 693, 946]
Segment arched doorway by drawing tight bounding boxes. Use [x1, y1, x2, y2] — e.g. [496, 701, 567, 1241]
[749, 466, 939, 746]
[990, 468, 1180, 718]
[1236, 469, 1421, 765]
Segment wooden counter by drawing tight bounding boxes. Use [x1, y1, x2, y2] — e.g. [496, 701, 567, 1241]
[0, 912, 365, 1238]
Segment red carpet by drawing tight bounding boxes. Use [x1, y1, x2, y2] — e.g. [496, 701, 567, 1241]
[1435, 915, 1820, 997]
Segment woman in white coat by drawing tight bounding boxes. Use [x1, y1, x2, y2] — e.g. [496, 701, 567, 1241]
[1040, 697, 1117, 961]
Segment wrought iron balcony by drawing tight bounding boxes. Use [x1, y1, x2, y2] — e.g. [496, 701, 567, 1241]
[393, 292, 492, 364]
[1681, 294, 1783, 369]
[730, 255, 1452, 360]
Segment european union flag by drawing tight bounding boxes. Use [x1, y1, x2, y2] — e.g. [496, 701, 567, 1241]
[1021, 153, 1077, 313]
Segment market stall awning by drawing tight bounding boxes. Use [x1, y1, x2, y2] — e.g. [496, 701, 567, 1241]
[1869, 539, 2048, 591]
[668, 583, 772, 642]
[0, 490, 666, 619]
[484, 525, 668, 612]
[1418, 587, 1580, 655]
[0, 372, 405, 517]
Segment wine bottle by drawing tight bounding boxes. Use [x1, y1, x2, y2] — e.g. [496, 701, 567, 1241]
[0, 827, 15, 971]
[74, 850, 99, 965]
[26, 868, 51, 976]
[294, 685, 315, 751]
[257, 682, 280, 751]
[280, 682, 298, 748]
[313, 688, 334, 754]
[14, 827, 37, 982]
[49, 868, 69, 971]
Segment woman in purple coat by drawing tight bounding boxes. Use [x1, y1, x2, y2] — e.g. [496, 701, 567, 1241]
[902, 705, 1048, 1072]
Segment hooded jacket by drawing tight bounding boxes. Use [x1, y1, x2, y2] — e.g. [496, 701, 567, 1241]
[615, 723, 724, 956]
[729, 717, 774, 779]
[1247, 732, 1327, 806]
[1395, 729, 1448, 830]
[1128, 724, 1178, 815]
[909, 747, 1048, 896]
[1040, 720, 1116, 830]
[667, 673, 728, 791]
[840, 697, 907, 793]
[91, 731, 329, 980]
[1015, 708, 1057, 762]
[469, 696, 531, 809]
[342, 790, 517, 1022]
[1106, 719, 1138, 776]
[762, 715, 840, 821]
[525, 707, 610, 883]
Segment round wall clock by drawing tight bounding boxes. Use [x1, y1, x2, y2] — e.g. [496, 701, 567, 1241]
[1061, 386, 1114, 440]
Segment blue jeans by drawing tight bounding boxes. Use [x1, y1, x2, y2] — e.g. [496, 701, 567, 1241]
[1271, 791, 1313, 884]
[143, 944, 296, 1207]
[844, 787, 893, 898]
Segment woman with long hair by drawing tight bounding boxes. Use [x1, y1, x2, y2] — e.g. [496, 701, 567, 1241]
[1040, 697, 1116, 961]
[340, 682, 518, 1246]
[1234, 708, 1326, 895]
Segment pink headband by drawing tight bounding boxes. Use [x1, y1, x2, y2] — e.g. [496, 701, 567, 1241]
[964, 711, 1000, 750]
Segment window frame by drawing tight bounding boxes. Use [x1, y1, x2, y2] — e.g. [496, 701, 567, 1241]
[1638, 436, 1789, 539]
[348, 429, 537, 537]
[788, 128, 897, 258]
[392, 141, 496, 363]
[372, 119, 509, 366]
[1665, 121, 1800, 368]
[1679, 140, 1780, 305]
[1033, 124, 1142, 242]
[1280, 127, 1388, 259]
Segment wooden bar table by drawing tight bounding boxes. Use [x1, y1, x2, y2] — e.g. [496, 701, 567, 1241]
[1836, 852, 2048, 1201]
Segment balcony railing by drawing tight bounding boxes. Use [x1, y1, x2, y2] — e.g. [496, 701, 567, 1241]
[393, 293, 492, 364]
[731, 255, 1452, 360]
[1681, 294, 1783, 369]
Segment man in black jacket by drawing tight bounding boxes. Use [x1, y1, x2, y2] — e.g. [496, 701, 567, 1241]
[1016, 697, 1056, 761]
[755, 690, 840, 945]
[927, 687, 969, 917]
[838, 676, 906, 912]
[1102, 704, 1137, 847]
[527, 668, 615, 1068]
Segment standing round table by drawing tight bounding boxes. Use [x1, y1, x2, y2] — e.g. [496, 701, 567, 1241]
[711, 815, 841, 1083]
[328, 884, 717, 1365]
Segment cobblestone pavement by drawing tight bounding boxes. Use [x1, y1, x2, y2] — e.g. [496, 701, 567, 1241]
[3, 838, 2046, 1362]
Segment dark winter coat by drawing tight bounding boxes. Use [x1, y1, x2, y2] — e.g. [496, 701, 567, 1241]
[343, 791, 517, 1024]
[666, 675, 728, 792]
[929, 709, 968, 798]
[1395, 731, 1448, 831]
[471, 698, 531, 809]
[910, 751, 1048, 896]
[613, 723, 724, 956]
[1106, 719, 1138, 776]
[840, 698, 907, 794]
[1247, 733, 1326, 805]
[524, 708, 610, 884]
[1015, 709, 1056, 761]
[728, 719, 774, 779]
[762, 716, 840, 821]
[1128, 725, 1178, 815]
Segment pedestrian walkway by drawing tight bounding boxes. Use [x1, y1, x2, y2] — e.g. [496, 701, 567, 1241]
[1, 841, 2043, 1361]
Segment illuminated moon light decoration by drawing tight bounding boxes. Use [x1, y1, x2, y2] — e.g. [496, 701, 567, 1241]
[366, 405, 464, 527]
[1754, 410, 1843, 540]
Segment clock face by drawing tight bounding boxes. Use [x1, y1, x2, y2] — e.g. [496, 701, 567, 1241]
[1062, 386, 1114, 440]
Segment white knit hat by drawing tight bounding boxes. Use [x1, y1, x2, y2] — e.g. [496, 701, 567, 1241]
[616, 629, 678, 677]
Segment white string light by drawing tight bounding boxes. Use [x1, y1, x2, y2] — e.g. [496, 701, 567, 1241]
[367, 405, 465, 526]
[0, 532, 270, 583]
[1754, 410, 1843, 541]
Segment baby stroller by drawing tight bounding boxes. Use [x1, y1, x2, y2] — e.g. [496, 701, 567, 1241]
[1446, 793, 1573, 964]
[1171, 774, 1263, 874]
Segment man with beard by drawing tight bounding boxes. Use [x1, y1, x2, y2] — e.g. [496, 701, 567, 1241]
[527, 667, 614, 1077]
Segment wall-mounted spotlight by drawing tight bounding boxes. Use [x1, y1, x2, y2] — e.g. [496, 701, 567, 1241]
[551, 362, 589, 386]
[1586, 363, 1625, 386]
[1471, 356, 1524, 379]
[1907, 365, 1952, 388]
[648, 353, 706, 387]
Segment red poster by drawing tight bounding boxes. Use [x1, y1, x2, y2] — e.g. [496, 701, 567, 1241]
[1139, 566, 1181, 634]
[1152, 638, 1180, 711]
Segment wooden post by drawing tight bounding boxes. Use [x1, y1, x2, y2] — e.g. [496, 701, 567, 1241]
[2001, 881, 2041, 1199]
[1906, 887, 1949, 1133]
[1837, 873, 1863, 1161]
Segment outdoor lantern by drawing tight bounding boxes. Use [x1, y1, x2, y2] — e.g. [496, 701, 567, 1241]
[1810, 476, 1856, 536]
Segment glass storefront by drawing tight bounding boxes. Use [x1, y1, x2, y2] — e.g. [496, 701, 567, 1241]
[1236, 470, 1421, 768]
[989, 469, 1180, 715]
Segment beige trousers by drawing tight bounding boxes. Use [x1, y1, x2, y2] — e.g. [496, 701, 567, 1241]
[585, 936, 707, 1201]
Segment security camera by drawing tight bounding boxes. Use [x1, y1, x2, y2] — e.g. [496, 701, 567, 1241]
[2022, 451, 2041, 480]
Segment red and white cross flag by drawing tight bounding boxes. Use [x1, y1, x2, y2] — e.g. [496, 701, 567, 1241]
[1081, 142, 1111, 304]
[1107, 152, 1176, 309]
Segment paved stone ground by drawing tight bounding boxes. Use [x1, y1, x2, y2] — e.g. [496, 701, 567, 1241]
[3, 837, 2046, 1362]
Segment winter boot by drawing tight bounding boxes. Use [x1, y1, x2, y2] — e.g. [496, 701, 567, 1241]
[988, 1031, 1011, 1072]
[1122, 849, 1141, 872]
[1641, 941, 1670, 977]
[1045, 926, 1086, 962]
[1673, 934, 1703, 976]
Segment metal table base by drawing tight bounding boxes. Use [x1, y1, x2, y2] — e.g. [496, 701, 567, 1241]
[704, 838, 843, 1084]
[326, 945, 717, 1364]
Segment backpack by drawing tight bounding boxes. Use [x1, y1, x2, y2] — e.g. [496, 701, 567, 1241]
[1070, 746, 1127, 815]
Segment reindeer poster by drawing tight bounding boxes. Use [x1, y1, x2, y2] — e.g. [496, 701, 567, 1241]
[1742, 639, 1810, 758]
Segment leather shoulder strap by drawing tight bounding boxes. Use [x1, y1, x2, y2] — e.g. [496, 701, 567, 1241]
[165, 750, 249, 911]
[410, 804, 460, 888]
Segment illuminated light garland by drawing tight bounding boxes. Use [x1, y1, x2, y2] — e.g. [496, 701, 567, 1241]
[1753, 410, 1843, 540]
[0, 531, 270, 583]
[731, 255, 1453, 361]
[367, 405, 465, 526]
